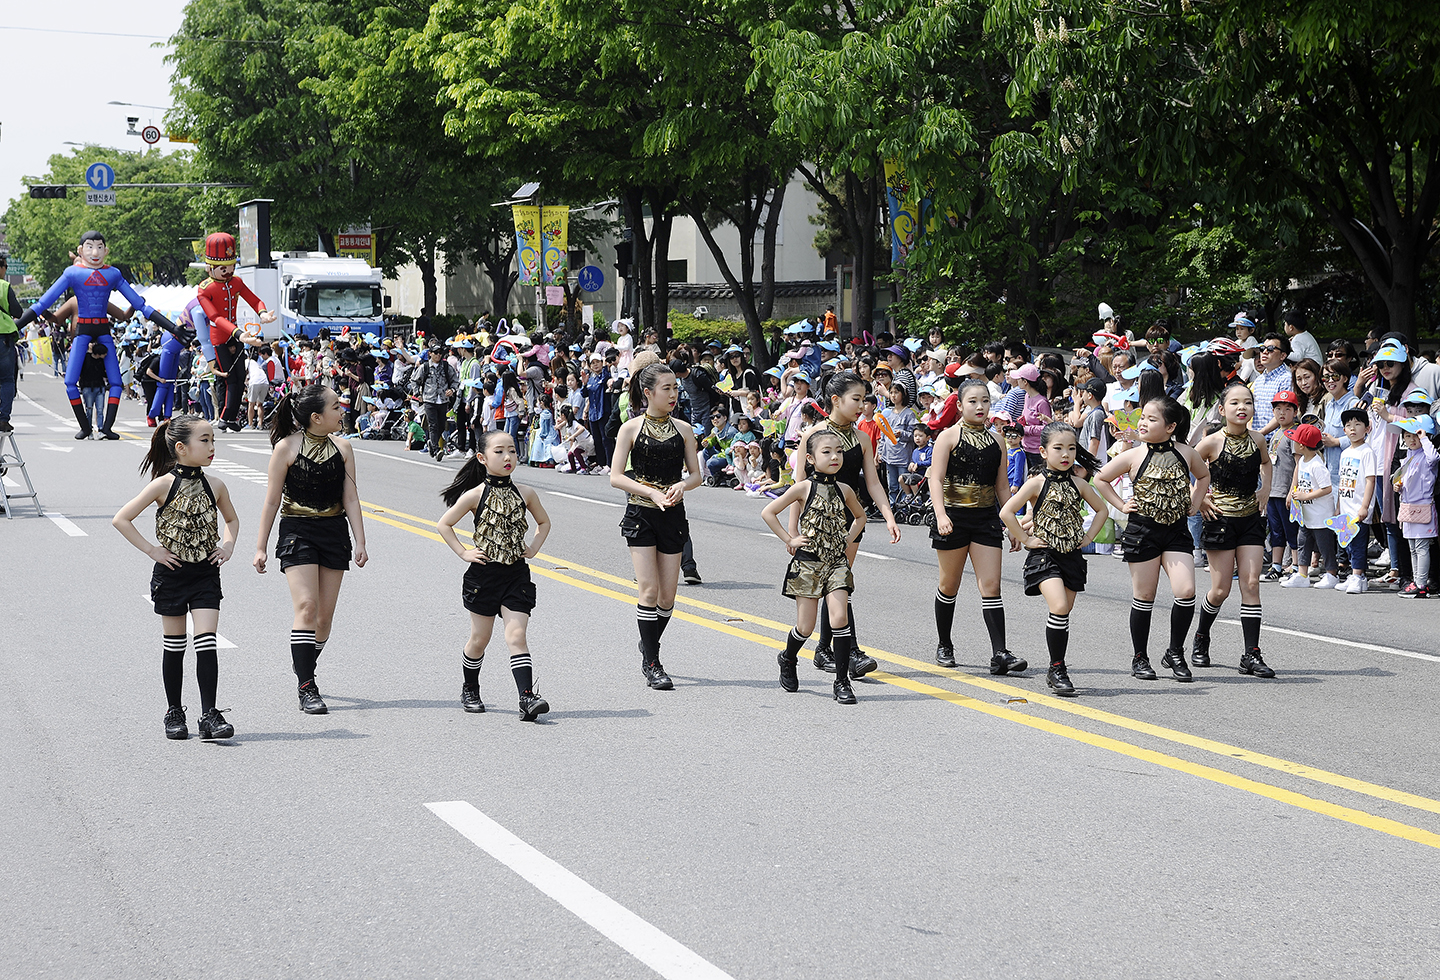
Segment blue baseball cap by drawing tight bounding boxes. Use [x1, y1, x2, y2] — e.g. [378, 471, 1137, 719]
[1402, 389, 1433, 407]
[1374, 340, 1408, 364]
[819, 340, 840, 352]
[792, 371, 812, 385]
[763, 366, 782, 378]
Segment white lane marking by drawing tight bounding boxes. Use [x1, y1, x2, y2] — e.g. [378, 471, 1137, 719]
[349, 445, 451, 470]
[18, 390, 68, 422]
[856, 549, 895, 561]
[225, 444, 272, 456]
[11, 421, 35, 429]
[427, 802, 736, 980]
[545, 490, 622, 508]
[1216, 618, 1439, 663]
[2, 475, 18, 488]
[46, 425, 74, 432]
[46, 513, 87, 537]
[209, 457, 269, 484]
[40, 442, 74, 452]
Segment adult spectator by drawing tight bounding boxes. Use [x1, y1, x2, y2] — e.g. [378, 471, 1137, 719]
[0, 255, 22, 432]
[885, 344, 918, 406]
[1103, 350, 1135, 411]
[412, 343, 459, 459]
[1282, 310, 1324, 367]
[1249, 333, 1294, 433]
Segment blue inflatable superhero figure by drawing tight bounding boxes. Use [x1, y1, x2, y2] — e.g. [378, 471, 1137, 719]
[148, 296, 213, 421]
[17, 230, 189, 439]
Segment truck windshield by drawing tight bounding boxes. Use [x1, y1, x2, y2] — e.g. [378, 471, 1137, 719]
[295, 284, 382, 319]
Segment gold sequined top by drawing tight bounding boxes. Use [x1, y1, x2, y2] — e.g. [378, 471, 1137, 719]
[472, 474, 529, 565]
[1208, 431, 1261, 517]
[281, 432, 345, 517]
[1132, 440, 1191, 525]
[798, 473, 852, 567]
[628, 414, 685, 508]
[942, 423, 1000, 508]
[156, 465, 219, 563]
[1031, 469, 1087, 554]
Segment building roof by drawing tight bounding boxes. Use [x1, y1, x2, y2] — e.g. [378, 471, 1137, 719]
[667, 280, 834, 300]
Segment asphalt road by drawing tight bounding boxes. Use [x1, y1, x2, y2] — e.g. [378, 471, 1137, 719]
[4, 373, 1439, 979]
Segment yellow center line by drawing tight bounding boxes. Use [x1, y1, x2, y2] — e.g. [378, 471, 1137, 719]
[358, 500, 1440, 843]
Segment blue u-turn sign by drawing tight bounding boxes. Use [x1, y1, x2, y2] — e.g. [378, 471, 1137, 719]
[86, 163, 116, 190]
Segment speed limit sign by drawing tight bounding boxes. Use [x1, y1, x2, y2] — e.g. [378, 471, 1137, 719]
[141, 125, 162, 144]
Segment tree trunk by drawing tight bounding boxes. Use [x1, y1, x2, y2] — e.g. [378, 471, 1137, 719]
[624, 188, 654, 336]
[317, 230, 337, 257]
[648, 186, 675, 346]
[757, 176, 786, 326]
[850, 172, 879, 343]
[418, 238, 438, 319]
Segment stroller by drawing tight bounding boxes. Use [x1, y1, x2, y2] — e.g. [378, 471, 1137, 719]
[359, 393, 407, 440]
[893, 472, 936, 527]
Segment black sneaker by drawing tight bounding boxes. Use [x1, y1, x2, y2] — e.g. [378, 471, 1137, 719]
[519, 691, 550, 721]
[833, 678, 857, 704]
[642, 662, 673, 690]
[74, 428, 93, 440]
[164, 705, 189, 740]
[682, 567, 703, 585]
[849, 649, 878, 678]
[461, 684, 485, 713]
[1131, 656, 1157, 680]
[1238, 648, 1276, 678]
[1161, 648, 1193, 682]
[298, 681, 328, 714]
[0, 419, 12, 433]
[197, 708, 234, 740]
[989, 651, 1029, 675]
[99, 429, 121, 440]
[777, 653, 799, 693]
[1046, 665, 1076, 697]
[1191, 633, 1211, 668]
[813, 646, 836, 672]
[934, 643, 957, 668]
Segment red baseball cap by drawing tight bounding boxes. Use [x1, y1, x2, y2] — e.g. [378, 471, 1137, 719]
[1271, 390, 1299, 407]
[1284, 423, 1322, 449]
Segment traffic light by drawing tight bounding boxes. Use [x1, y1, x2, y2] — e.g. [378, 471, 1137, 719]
[29, 185, 68, 199]
[615, 240, 632, 277]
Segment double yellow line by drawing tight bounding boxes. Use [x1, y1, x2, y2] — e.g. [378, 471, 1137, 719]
[359, 498, 1440, 851]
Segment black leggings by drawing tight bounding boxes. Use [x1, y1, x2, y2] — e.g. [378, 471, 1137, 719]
[214, 345, 245, 423]
[1299, 526, 1338, 574]
[590, 419, 612, 469]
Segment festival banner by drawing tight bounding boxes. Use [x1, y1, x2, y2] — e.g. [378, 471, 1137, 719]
[540, 206, 570, 285]
[512, 205, 541, 286]
[883, 159, 924, 267]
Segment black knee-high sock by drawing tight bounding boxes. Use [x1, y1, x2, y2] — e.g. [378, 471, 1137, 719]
[934, 590, 957, 647]
[194, 632, 218, 712]
[980, 595, 1006, 653]
[511, 651, 534, 695]
[1130, 599, 1155, 658]
[1196, 597, 1222, 639]
[818, 600, 833, 650]
[314, 636, 327, 665]
[637, 605, 660, 663]
[462, 651, 482, 686]
[1240, 603, 1262, 650]
[832, 625, 853, 681]
[1170, 596, 1196, 651]
[291, 629, 317, 684]
[656, 606, 673, 640]
[1045, 614, 1070, 666]
[163, 634, 187, 706]
[782, 627, 810, 661]
[846, 601, 860, 648]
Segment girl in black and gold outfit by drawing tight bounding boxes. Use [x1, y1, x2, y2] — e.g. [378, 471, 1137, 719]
[438, 430, 554, 720]
[254, 385, 368, 715]
[926, 379, 1024, 674]
[610, 363, 703, 691]
[1098, 396, 1210, 683]
[762, 430, 869, 703]
[1194, 384, 1275, 677]
[1000, 422, 1109, 697]
[114, 415, 240, 740]
[790, 372, 900, 678]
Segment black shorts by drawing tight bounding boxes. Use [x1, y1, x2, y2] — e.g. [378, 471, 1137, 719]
[1201, 511, 1268, 552]
[151, 560, 223, 616]
[1119, 514, 1193, 563]
[462, 560, 537, 617]
[1023, 548, 1087, 596]
[931, 506, 1005, 550]
[277, 515, 352, 571]
[619, 502, 689, 555]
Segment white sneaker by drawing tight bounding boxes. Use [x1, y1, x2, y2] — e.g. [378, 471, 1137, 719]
[1332, 574, 1349, 589]
[1313, 573, 1339, 590]
[1281, 573, 1311, 588]
[1376, 549, 1390, 567]
[1193, 550, 1207, 567]
[1344, 574, 1368, 594]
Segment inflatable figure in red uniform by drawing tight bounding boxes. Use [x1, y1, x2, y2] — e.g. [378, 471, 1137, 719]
[197, 233, 275, 431]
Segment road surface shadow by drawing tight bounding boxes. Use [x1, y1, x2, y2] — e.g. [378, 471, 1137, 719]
[227, 728, 370, 742]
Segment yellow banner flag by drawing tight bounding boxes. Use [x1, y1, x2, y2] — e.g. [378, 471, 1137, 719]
[541, 205, 569, 285]
[513, 205, 541, 285]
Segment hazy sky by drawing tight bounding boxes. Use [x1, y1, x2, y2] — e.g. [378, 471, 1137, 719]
[1, 0, 189, 216]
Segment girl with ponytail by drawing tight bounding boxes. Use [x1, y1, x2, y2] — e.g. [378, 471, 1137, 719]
[610, 361, 703, 691]
[113, 415, 240, 741]
[253, 384, 369, 716]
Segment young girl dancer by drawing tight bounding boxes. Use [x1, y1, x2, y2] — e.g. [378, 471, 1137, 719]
[926, 379, 1023, 673]
[438, 430, 553, 719]
[254, 385, 368, 714]
[610, 362, 703, 690]
[113, 416, 240, 739]
[1097, 396, 1210, 682]
[1000, 422, 1108, 696]
[762, 430, 869, 703]
[1193, 384, 1275, 677]
[791, 371, 900, 677]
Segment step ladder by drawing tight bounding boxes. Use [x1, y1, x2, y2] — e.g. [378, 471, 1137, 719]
[0, 432, 44, 518]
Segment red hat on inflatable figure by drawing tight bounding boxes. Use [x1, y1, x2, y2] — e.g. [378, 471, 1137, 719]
[204, 232, 238, 266]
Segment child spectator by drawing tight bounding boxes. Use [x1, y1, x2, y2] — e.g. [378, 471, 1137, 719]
[1395, 419, 1439, 598]
[901, 427, 933, 499]
[857, 393, 881, 454]
[1336, 408, 1378, 593]
[78, 341, 109, 435]
[879, 385, 916, 505]
[557, 403, 594, 473]
[1283, 424, 1339, 588]
[405, 408, 426, 451]
[1076, 379, 1110, 461]
[1265, 392, 1301, 579]
[1003, 424, 1026, 494]
[729, 415, 761, 489]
